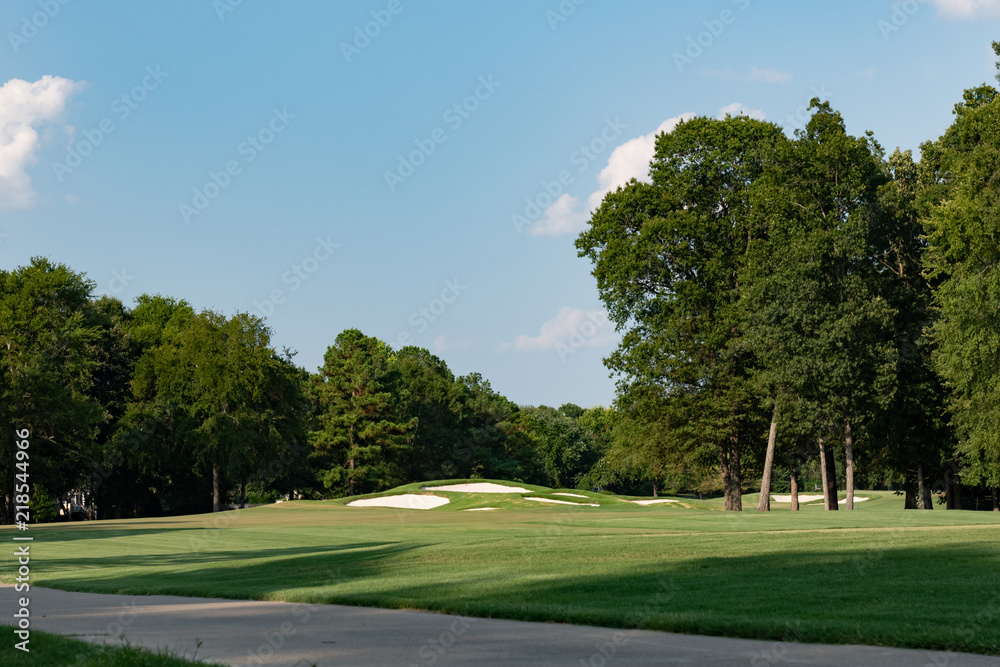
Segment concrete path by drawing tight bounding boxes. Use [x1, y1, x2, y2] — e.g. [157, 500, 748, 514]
[3, 585, 999, 667]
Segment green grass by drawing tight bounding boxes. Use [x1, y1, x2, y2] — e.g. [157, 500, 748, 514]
[3, 482, 1000, 656]
[0, 630, 220, 666]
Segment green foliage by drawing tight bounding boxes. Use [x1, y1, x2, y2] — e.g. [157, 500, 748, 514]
[29, 486, 58, 523]
[923, 77, 1000, 487]
[519, 406, 600, 488]
[0, 257, 104, 520]
[310, 329, 416, 495]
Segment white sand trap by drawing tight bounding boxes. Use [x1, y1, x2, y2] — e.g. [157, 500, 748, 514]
[525, 497, 599, 507]
[463, 507, 499, 511]
[771, 494, 825, 503]
[423, 482, 531, 493]
[630, 499, 678, 505]
[347, 494, 449, 510]
[839, 497, 869, 504]
[553, 493, 588, 498]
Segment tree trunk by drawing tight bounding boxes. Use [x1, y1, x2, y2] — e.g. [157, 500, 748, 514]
[757, 405, 779, 512]
[819, 437, 830, 510]
[652, 481, 658, 498]
[954, 478, 962, 510]
[240, 479, 247, 509]
[905, 487, 917, 509]
[992, 488, 998, 512]
[348, 458, 355, 497]
[918, 463, 933, 510]
[819, 438, 839, 511]
[212, 462, 220, 513]
[789, 458, 799, 511]
[844, 419, 855, 510]
[825, 443, 839, 510]
[720, 434, 742, 511]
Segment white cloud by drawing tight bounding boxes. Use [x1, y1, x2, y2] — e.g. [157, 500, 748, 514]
[586, 113, 695, 212]
[933, 0, 1000, 18]
[528, 103, 766, 238]
[527, 192, 589, 237]
[716, 102, 766, 121]
[527, 113, 695, 236]
[502, 307, 616, 353]
[0, 75, 82, 209]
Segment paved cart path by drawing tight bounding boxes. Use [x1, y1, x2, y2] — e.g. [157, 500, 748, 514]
[3, 585, 999, 667]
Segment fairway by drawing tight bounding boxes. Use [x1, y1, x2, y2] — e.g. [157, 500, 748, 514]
[4, 484, 1000, 656]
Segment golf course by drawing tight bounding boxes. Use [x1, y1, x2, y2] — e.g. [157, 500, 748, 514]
[5, 480, 1000, 660]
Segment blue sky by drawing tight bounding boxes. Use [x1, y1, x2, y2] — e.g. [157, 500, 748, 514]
[1, 0, 998, 408]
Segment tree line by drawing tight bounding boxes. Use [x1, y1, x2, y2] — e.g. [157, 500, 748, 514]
[576, 42, 1000, 512]
[0, 271, 606, 520]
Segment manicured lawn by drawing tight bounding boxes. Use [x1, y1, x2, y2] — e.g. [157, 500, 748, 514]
[3, 482, 1000, 655]
[0, 630, 219, 666]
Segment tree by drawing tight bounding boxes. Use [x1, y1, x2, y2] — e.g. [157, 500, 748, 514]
[520, 406, 600, 488]
[743, 101, 898, 510]
[311, 329, 415, 496]
[0, 258, 104, 522]
[127, 307, 305, 511]
[576, 115, 786, 510]
[391, 346, 464, 480]
[923, 57, 1000, 498]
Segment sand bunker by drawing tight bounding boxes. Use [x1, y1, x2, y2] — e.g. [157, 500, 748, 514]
[839, 497, 869, 504]
[771, 494, 824, 503]
[630, 499, 678, 505]
[423, 483, 531, 493]
[525, 497, 599, 507]
[553, 493, 588, 498]
[463, 507, 499, 511]
[347, 494, 449, 510]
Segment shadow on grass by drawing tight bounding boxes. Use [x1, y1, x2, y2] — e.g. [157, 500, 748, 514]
[324, 542, 1000, 656]
[38, 540, 423, 601]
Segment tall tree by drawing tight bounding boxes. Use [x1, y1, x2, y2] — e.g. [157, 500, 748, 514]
[576, 115, 786, 510]
[923, 54, 1000, 496]
[311, 329, 415, 496]
[0, 258, 103, 522]
[127, 307, 305, 511]
[743, 101, 898, 510]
